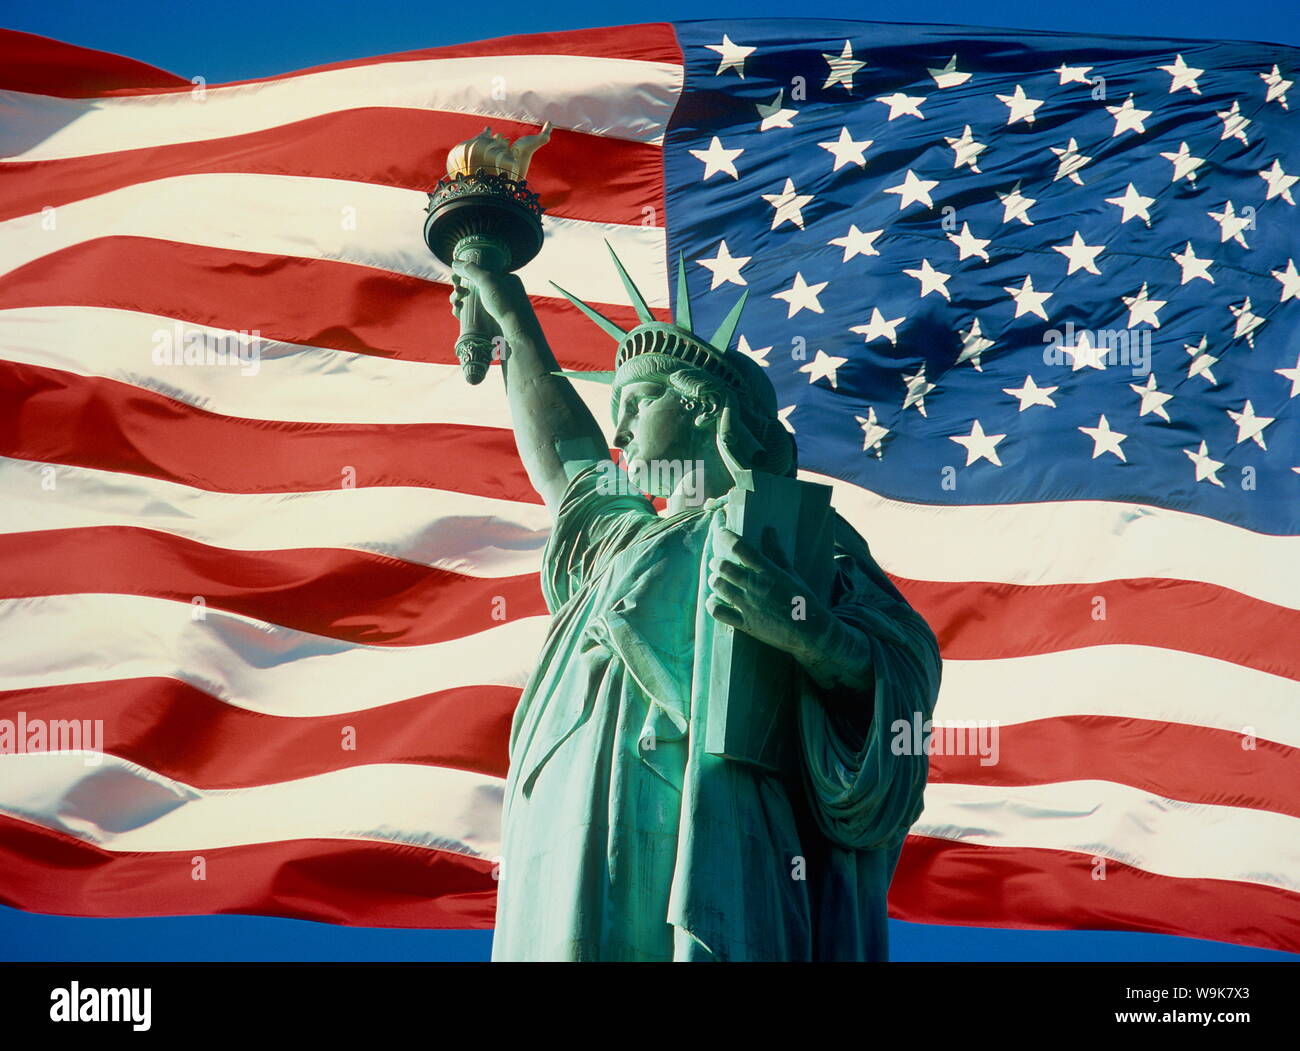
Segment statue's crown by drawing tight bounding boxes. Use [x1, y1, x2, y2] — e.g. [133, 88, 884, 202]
[549, 242, 774, 418]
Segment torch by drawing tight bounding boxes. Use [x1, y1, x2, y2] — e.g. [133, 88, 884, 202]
[423, 121, 552, 384]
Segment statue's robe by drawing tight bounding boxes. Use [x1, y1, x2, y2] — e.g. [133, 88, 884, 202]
[491, 460, 942, 961]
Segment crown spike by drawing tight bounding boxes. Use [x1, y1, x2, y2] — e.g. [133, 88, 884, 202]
[550, 369, 617, 385]
[549, 280, 628, 342]
[709, 288, 750, 352]
[674, 251, 693, 332]
[603, 240, 655, 324]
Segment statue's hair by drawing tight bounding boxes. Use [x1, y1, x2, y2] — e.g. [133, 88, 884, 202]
[612, 353, 798, 478]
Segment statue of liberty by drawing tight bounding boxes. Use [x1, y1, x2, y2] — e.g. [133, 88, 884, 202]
[449, 243, 942, 962]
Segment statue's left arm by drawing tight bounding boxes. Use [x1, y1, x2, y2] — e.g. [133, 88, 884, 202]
[707, 521, 942, 852]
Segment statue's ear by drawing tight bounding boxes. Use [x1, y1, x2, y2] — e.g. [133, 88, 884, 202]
[692, 393, 724, 430]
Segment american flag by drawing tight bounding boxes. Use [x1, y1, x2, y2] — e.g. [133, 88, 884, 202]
[0, 18, 1295, 953]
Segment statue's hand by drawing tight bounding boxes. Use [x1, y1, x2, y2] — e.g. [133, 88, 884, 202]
[705, 525, 835, 662]
[450, 259, 530, 329]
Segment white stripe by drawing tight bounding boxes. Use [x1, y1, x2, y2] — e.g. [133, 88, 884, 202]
[1, 592, 1294, 753]
[0, 594, 548, 716]
[0, 174, 669, 308]
[0, 52, 680, 162]
[807, 470, 1300, 611]
[3, 452, 1293, 609]
[914, 780, 1300, 892]
[0, 751, 502, 858]
[935, 646, 1300, 748]
[0, 457, 553, 580]
[0, 306, 617, 428]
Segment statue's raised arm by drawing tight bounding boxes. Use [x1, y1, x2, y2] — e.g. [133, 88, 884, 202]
[449, 263, 610, 515]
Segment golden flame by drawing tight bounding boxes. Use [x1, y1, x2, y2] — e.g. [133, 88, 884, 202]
[446, 120, 553, 180]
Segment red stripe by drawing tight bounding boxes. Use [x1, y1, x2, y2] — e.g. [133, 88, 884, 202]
[0, 111, 664, 226]
[0, 812, 497, 929]
[0, 524, 1291, 679]
[890, 834, 1300, 953]
[1, 24, 680, 99]
[0, 678, 515, 784]
[0, 359, 540, 498]
[0, 237, 659, 367]
[0, 30, 189, 96]
[895, 575, 1300, 680]
[0, 527, 547, 647]
[928, 716, 1300, 819]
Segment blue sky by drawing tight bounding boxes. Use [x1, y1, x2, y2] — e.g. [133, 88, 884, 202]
[1, 0, 1296, 962]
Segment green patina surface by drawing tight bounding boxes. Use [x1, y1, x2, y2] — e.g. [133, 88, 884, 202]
[491, 459, 941, 961]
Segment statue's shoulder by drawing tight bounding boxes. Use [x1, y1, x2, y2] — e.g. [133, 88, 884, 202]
[828, 512, 910, 607]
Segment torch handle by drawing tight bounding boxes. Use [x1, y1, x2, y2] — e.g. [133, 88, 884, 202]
[453, 237, 510, 385]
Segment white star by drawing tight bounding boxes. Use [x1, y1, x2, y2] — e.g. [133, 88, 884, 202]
[1003, 374, 1058, 411]
[698, 240, 750, 288]
[1079, 414, 1128, 461]
[1059, 330, 1107, 371]
[996, 84, 1043, 126]
[1227, 400, 1274, 449]
[1217, 99, 1251, 144]
[901, 365, 935, 416]
[1050, 137, 1092, 184]
[1184, 441, 1225, 486]
[1122, 282, 1167, 328]
[819, 127, 873, 170]
[777, 405, 796, 433]
[799, 348, 849, 389]
[955, 317, 996, 370]
[883, 169, 939, 211]
[772, 271, 828, 317]
[762, 178, 814, 229]
[1228, 297, 1266, 347]
[1053, 231, 1104, 275]
[850, 308, 905, 345]
[1261, 65, 1292, 109]
[1275, 350, 1300, 398]
[1106, 183, 1155, 227]
[1184, 336, 1218, 385]
[1274, 258, 1300, 302]
[1004, 274, 1053, 320]
[1055, 63, 1093, 85]
[877, 92, 926, 120]
[1171, 242, 1214, 285]
[904, 258, 953, 300]
[950, 419, 1006, 466]
[929, 55, 971, 89]
[945, 125, 987, 172]
[997, 181, 1036, 225]
[735, 334, 771, 367]
[1159, 53, 1204, 95]
[948, 222, 991, 262]
[1160, 141, 1206, 184]
[1130, 372, 1173, 421]
[855, 407, 890, 457]
[1259, 159, 1298, 205]
[706, 35, 755, 78]
[1106, 94, 1151, 137]
[688, 136, 743, 180]
[755, 89, 798, 131]
[829, 224, 883, 261]
[1207, 201, 1251, 248]
[822, 40, 866, 92]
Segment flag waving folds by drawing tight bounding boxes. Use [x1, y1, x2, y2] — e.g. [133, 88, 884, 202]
[0, 19, 1296, 952]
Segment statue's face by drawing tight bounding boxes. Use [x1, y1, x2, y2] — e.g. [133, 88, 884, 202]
[612, 378, 706, 497]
